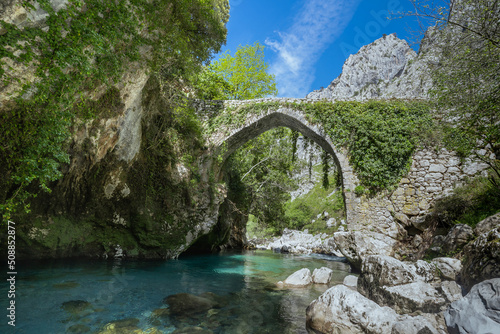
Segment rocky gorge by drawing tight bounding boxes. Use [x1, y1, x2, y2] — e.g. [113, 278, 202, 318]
[1, 1, 499, 333]
[267, 212, 499, 333]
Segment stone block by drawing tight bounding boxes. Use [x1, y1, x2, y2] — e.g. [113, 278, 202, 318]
[429, 164, 447, 173]
[419, 160, 430, 167]
[426, 186, 442, 193]
[402, 201, 420, 216]
[419, 198, 430, 211]
[446, 166, 461, 174]
[404, 187, 416, 196]
[445, 157, 461, 167]
[425, 173, 443, 181]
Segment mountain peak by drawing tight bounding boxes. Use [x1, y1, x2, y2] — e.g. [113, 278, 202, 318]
[306, 33, 431, 100]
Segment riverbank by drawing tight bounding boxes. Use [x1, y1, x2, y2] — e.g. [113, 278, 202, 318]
[264, 212, 499, 333]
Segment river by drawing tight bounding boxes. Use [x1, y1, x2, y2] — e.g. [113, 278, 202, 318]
[1, 250, 352, 334]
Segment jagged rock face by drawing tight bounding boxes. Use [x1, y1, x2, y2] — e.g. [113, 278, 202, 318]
[331, 232, 397, 269]
[444, 278, 500, 334]
[13, 76, 227, 260]
[306, 284, 399, 334]
[358, 255, 462, 314]
[460, 226, 500, 292]
[306, 32, 435, 100]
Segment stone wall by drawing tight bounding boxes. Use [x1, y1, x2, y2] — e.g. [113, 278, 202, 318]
[353, 148, 490, 237]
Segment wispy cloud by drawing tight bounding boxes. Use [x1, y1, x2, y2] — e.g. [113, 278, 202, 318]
[265, 0, 360, 97]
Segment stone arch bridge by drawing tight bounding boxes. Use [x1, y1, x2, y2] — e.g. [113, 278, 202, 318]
[193, 98, 488, 239]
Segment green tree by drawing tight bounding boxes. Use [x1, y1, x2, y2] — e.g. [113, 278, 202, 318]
[200, 42, 278, 100]
[228, 128, 301, 234]
[402, 0, 500, 189]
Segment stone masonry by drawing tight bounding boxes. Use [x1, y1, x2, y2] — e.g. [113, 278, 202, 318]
[200, 98, 491, 240]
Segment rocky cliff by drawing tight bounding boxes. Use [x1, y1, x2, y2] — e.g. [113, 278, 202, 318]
[0, 0, 232, 259]
[306, 30, 440, 100]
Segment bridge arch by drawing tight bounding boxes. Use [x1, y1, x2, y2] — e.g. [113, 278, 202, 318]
[208, 105, 359, 224]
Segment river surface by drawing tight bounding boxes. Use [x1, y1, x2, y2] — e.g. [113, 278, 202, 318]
[1, 250, 352, 334]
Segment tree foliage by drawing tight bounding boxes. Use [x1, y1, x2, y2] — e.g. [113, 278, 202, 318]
[195, 42, 278, 100]
[0, 0, 229, 220]
[227, 128, 300, 234]
[403, 0, 500, 189]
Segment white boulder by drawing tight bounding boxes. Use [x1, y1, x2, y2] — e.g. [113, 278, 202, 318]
[343, 275, 358, 289]
[306, 285, 399, 334]
[312, 267, 333, 284]
[284, 268, 312, 287]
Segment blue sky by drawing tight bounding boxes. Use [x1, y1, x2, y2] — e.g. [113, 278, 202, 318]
[216, 0, 428, 98]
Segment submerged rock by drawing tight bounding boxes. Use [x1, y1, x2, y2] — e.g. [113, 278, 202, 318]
[53, 281, 80, 289]
[98, 326, 161, 334]
[67, 324, 91, 333]
[164, 293, 218, 316]
[172, 327, 214, 334]
[444, 278, 500, 334]
[61, 300, 93, 315]
[284, 268, 312, 287]
[312, 267, 333, 284]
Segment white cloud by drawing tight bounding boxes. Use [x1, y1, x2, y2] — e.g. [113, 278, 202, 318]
[265, 0, 360, 97]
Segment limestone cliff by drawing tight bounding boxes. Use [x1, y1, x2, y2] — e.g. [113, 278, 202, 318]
[306, 30, 440, 100]
[0, 0, 230, 259]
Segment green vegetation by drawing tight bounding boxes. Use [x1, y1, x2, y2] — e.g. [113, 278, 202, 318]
[0, 0, 228, 221]
[208, 99, 434, 192]
[406, 0, 500, 191]
[285, 171, 344, 233]
[194, 42, 278, 100]
[431, 175, 500, 228]
[225, 128, 299, 235]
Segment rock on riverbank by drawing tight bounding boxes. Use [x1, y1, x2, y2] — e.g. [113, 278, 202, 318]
[248, 229, 343, 256]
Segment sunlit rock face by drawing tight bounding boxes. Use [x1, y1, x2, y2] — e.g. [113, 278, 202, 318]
[306, 32, 436, 100]
[357, 255, 463, 314]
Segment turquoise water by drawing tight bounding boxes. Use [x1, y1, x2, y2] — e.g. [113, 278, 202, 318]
[1, 250, 351, 334]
